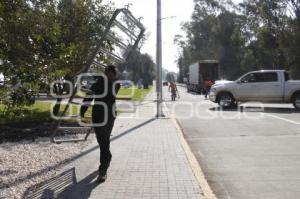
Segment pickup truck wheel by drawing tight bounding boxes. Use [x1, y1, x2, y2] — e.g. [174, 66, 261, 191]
[218, 93, 235, 108]
[293, 94, 300, 109]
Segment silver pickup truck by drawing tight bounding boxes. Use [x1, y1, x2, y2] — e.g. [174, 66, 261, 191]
[209, 70, 300, 109]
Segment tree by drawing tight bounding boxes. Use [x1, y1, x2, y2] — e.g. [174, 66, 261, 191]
[175, 0, 300, 80]
[176, 0, 245, 79]
[174, 34, 193, 83]
[241, 0, 300, 78]
[166, 72, 177, 83]
[0, 0, 114, 114]
[119, 50, 155, 87]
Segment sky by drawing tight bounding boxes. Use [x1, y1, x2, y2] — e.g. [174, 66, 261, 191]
[107, 0, 242, 73]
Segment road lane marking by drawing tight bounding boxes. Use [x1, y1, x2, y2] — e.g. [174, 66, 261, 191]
[265, 113, 300, 126]
[172, 117, 217, 199]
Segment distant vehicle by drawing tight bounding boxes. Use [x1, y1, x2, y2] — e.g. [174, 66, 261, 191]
[76, 75, 101, 91]
[0, 73, 4, 87]
[209, 70, 300, 109]
[183, 77, 188, 83]
[80, 76, 97, 90]
[187, 60, 219, 93]
[163, 81, 168, 86]
[120, 80, 132, 88]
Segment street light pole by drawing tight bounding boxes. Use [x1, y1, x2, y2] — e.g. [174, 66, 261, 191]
[156, 0, 164, 118]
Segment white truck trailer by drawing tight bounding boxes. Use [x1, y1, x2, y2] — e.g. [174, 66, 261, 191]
[187, 60, 219, 93]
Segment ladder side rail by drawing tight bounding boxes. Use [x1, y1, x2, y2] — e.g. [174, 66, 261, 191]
[54, 8, 130, 123]
[52, 8, 145, 143]
[121, 9, 145, 31]
[125, 28, 145, 61]
[76, 9, 123, 77]
[53, 9, 123, 125]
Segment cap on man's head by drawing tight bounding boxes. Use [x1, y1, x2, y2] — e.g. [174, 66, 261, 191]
[105, 65, 117, 75]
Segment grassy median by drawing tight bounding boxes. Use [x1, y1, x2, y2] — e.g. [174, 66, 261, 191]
[117, 86, 152, 101]
[0, 86, 152, 125]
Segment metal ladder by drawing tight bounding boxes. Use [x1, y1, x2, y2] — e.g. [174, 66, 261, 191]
[51, 8, 145, 144]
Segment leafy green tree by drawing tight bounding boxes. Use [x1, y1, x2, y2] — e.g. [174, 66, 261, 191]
[119, 50, 155, 87]
[174, 34, 193, 83]
[176, 0, 245, 79]
[176, 0, 300, 80]
[0, 0, 113, 114]
[241, 0, 300, 78]
[166, 72, 177, 83]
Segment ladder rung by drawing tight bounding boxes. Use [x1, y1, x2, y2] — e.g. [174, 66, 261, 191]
[92, 61, 106, 70]
[99, 48, 125, 63]
[70, 102, 93, 106]
[113, 20, 138, 39]
[70, 102, 81, 105]
[69, 115, 80, 118]
[58, 126, 92, 129]
[107, 33, 129, 50]
[53, 138, 88, 144]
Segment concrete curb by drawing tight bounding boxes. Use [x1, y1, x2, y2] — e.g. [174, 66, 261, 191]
[172, 117, 217, 199]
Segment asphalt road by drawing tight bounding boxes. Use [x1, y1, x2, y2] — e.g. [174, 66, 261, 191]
[164, 85, 300, 199]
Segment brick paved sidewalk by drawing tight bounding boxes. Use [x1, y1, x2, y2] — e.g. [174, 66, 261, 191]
[25, 99, 204, 199]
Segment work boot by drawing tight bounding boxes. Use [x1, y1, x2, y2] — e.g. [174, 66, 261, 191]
[97, 166, 108, 183]
[96, 172, 107, 183]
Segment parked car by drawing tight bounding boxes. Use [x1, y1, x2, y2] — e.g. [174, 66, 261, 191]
[209, 70, 300, 109]
[75, 74, 101, 91]
[0, 73, 4, 87]
[163, 81, 168, 86]
[120, 80, 132, 88]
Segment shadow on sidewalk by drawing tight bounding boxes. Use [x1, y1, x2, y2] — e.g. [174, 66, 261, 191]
[134, 101, 155, 106]
[56, 170, 99, 199]
[17, 118, 156, 197]
[22, 168, 76, 199]
[110, 117, 156, 142]
[22, 168, 100, 199]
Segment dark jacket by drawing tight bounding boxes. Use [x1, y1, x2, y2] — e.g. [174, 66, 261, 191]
[90, 77, 120, 124]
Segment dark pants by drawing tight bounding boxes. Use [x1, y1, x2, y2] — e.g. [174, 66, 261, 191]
[94, 119, 115, 174]
[171, 90, 176, 101]
[205, 87, 211, 99]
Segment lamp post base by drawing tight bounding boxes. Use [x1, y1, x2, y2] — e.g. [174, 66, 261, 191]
[156, 112, 166, 118]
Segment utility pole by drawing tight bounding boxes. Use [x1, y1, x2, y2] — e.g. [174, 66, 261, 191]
[156, 0, 164, 117]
